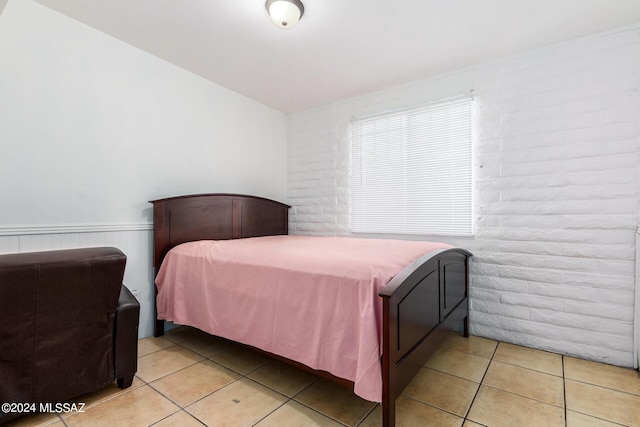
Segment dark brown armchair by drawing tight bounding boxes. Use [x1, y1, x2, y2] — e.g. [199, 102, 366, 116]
[0, 247, 139, 423]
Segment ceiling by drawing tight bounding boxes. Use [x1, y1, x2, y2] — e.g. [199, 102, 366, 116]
[3, 0, 640, 113]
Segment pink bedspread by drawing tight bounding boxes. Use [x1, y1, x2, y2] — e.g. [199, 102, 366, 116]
[155, 235, 452, 402]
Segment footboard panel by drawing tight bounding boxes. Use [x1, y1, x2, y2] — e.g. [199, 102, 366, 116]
[380, 248, 471, 427]
[397, 267, 440, 361]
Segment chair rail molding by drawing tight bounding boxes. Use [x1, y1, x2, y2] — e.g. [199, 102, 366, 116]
[0, 223, 153, 236]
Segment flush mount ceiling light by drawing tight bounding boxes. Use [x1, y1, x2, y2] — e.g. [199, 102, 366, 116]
[266, 0, 304, 29]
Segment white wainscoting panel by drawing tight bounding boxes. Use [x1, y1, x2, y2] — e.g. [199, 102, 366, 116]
[0, 224, 155, 338]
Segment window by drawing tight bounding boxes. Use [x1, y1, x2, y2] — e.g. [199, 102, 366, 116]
[351, 97, 473, 236]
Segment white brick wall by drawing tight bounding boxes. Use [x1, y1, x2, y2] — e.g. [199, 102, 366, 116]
[287, 25, 640, 367]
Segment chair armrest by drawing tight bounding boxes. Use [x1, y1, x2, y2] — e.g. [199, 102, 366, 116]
[114, 285, 139, 388]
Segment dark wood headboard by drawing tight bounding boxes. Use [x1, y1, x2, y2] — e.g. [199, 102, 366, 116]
[149, 193, 290, 270]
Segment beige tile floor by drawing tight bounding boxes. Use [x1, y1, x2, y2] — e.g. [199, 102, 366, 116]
[7, 326, 640, 427]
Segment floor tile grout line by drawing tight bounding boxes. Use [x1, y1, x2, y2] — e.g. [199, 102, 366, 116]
[139, 338, 349, 427]
[187, 336, 379, 427]
[399, 394, 468, 421]
[562, 355, 567, 427]
[130, 382, 184, 425]
[245, 367, 376, 426]
[163, 330, 476, 425]
[152, 330, 490, 425]
[419, 365, 486, 384]
[143, 338, 363, 426]
[136, 332, 640, 426]
[137, 335, 178, 357]
[147, 373, 250, 426]
[142, 337, 271, 381]
[564, 409, 631, 427]
[473, 383, 566, 410]
[62, 374, 148, 420]
[249, 397, 293, 427]
[287, 377, 377, 427]
[141, 339, 256, 425]
[175, 339, 348, 427]
[147, 406, 206, 427]
[136, 357, 205, 385]
[565, 376, 640, 398]
[287, 397, 353, 427]
[355, 403, 379, 427]
[489, 358, 564, 378]
[461, 339, 500, 424]
[244, 368, 322, 427]
[138, 336, 198, 356]
[400, 336, 500, 424]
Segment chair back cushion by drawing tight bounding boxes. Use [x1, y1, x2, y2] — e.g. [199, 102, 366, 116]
[0, 247, 126, 403]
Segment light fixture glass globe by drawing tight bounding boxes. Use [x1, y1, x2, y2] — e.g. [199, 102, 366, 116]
[268, 0, 303, 29]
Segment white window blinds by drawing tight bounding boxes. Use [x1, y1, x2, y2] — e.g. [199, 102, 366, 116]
[351, 97, 473, 236]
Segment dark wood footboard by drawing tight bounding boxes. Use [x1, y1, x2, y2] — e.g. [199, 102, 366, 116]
[150, 194, 472, 426]
[380, 248, 471, 427]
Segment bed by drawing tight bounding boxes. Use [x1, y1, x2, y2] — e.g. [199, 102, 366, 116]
[150, 193, 472, 427]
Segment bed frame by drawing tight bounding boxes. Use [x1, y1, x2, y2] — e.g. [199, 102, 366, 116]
[150, 193, 471, 427]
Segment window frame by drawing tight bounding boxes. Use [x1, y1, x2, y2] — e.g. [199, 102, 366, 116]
[350, 96, 474, 237]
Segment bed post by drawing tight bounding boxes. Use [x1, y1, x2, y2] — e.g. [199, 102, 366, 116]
[151, 288, 165, 336]
[463, 256, 470, 338]
[463, 315, 469, 338]
[154, 319, 165, 337]
[381, 295, 395, 427]
[382, 398, 395, 427]
[154, 276, 165, 336]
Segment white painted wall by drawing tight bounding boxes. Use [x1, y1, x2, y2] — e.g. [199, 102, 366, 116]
[0, 0, 287, 227]
[0, 0, 287, 338]
[287, 25, 640, 368]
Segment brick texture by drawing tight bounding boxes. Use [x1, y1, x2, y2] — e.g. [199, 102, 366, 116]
[287, 25, 640, 367]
